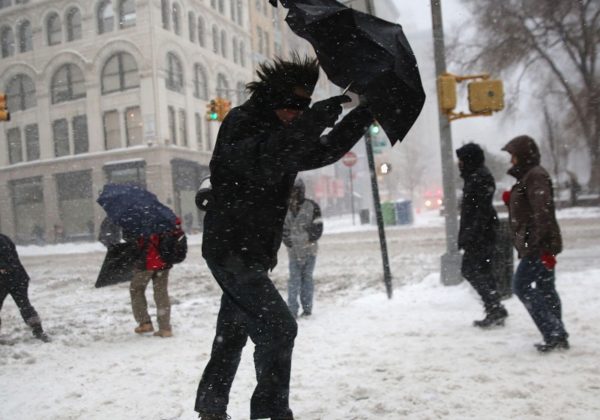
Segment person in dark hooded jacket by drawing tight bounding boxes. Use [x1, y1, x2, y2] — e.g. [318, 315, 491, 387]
[456, 143, 508, 328]
[195, 54, 373, 420]
[0, 233, 49, 342]
[502, 135, 568, 353]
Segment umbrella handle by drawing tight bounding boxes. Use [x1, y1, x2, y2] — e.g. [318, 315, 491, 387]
[342, 82, 353, 95]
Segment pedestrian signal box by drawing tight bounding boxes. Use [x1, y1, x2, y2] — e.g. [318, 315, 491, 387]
[0, 94, 10, 122]
[215, 97, 232, 122]
[378, 162, 392, 175]
[206, 100, 218, 121]
[437, 74, 457, 112]
[468, 80, 504, 113]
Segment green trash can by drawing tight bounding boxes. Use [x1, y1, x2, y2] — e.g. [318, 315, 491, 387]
[381, 202, 396, 226]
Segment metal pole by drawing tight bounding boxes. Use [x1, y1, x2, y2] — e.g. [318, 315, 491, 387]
[365, 130, 393, 298]
[349, 166, 355, 225]
[430, 0, 462, 285]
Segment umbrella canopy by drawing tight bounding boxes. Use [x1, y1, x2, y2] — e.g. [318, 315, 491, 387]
[272, 0, 426, 145]
[97, 184, 176, 237]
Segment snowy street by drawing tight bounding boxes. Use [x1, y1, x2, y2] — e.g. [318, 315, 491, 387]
[1, 209, 600, 420]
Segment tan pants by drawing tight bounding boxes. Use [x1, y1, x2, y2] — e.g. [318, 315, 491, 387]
[130, 269, 171, 331]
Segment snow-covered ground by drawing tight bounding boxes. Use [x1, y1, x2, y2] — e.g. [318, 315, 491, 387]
[2, 208, 600, 420]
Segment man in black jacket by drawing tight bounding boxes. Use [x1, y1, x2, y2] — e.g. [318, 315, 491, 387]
[195, 55, 373, 420]
[0, 233, 49, 342]
[456, 143, 508, 328]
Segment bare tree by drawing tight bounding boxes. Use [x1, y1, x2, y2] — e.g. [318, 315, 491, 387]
[452, 0, 600, 190]
[395, 141, 427, 202]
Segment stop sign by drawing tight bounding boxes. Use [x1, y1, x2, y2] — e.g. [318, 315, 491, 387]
[342, 151, 357, 167]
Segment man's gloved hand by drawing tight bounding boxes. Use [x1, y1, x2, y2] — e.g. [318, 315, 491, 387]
[311, 95, 351, 127]
[502, 190, 511, 206]
[540, 252, 557, 270]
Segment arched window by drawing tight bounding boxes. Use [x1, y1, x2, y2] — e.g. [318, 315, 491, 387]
[1, 26, 15, 57]
[239, 41, 245, 67]
[119, 0, 136, 28]
[161, 0, 170, 30]
[17, 21, 32, 52]
[97, 1, 114, 34]
[236, 0, 243, 25]
[66, 8, 82, 41]
[218, 0, 224, 14]
[51, 63, 86, 103]
[220, 30, 227, 58]
[166, 52, 184, 93]
[172, 3, 181, 35]
[236, 81, 246, 104]
[6, 74, 36, 111]
[46, 12, 62, 45]
[101, 52, 139, 94]
[197, 17, 205, 47]
[230, 0, 236, 21]
[216, 73, 229, 99]
[188, 12, 196, 42]
[232, 37, 238, 64]
[193, 64, 208, 100]
[212, 25, 218, 54]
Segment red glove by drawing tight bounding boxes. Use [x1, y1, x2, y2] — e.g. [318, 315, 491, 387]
[540, 252, 557, 270]
[502, 190, 511, 206]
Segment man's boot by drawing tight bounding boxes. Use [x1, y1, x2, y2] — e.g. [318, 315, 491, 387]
[473, 306, 508, 328]
[535, 336, 570, 353]
[198, 412, 230, 420]
[31, 324, 50, 342]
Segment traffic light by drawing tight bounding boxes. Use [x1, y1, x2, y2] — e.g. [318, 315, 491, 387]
[0, 93, 10, 122]
[369, 122, 380, 136]
[378, 162, 392, 175]
[437, 74, 457, 112]
[206, 99, 218, 121]
[467, 79, 504, 113]
[215, 97, 232, 122]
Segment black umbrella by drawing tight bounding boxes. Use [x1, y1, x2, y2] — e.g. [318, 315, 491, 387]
[271, 0, 426, 145]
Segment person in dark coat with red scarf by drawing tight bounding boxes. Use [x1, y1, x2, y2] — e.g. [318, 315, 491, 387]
[456, 143, 508, 328]
[502, 135, 569, 352]
[0, 233, 49, 342]
[195, 54, 374, 420]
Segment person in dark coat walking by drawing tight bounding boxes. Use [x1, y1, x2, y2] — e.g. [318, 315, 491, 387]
[195, 54, 374, 420]
[282, 178, 323, 318]
[456, 143, 508, 328]
[502, 135, 569, 352]
[0, 233, 49, 342]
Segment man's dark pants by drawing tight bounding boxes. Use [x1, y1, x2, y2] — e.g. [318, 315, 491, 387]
[513, 256, 567, 341]
[461, 246, 502, 312]
[0, 279, 41, 327]
[195, 256, 297, 419]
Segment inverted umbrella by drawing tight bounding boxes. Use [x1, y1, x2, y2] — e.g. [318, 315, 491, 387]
[97, 184, 176, 237]
[271, 0, 426, 145]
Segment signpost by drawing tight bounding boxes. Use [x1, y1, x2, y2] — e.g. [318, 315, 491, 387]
[342, 151, 357, 225]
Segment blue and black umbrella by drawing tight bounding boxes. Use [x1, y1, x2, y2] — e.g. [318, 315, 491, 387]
[97, 183, 176, 237]
[270, 0, 426, 145]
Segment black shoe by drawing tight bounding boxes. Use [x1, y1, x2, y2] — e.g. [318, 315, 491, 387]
[473, 307, 508, 328]
[32, 327, 51, 343]
[198, 412, 230, 420]
[535, 337, 570, 353]
[300, 311, 311, 318]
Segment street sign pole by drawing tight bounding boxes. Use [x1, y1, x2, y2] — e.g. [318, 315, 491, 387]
[431, 0, 462, 286]
[349, 166, 355, 225]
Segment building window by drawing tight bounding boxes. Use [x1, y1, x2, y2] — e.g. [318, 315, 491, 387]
[212, 25, 219, 54]
[216, 73, 229, 99]
[236, 0, 243, 25]
[211, 0, 216, 9]
[55, 170, 94, 240]
[104, 160, 146, 186]
[239, 42, 245, 67]
[232, 37, 238, 64]
[1, 26, 14, 57]
[161, 0, 170, 30]
[179, 109, 187, 147]
[46, 12, 62, 45]
[53, 119, 70, 157]
[101, 52, 139, 94]
[236, 81, 246, 104]
[168, 106, 176, 145]
[197, 17, 205, 47]
[7, 127, 22, 164]
[51, 64, 86, 104]
[10, 177, 45, 243]
[172, 3, 181, 35]
[17, 21, 32, 52]
[25, 124, 39, 161]
[230, 0, 236, 21]
[6, 74, 36, 112]
[218, 0, 224, 14]
[188, 12, 196, 42]
[97, 0, 114, 34]
[220, 30, 227, 58]
[103, 110, 121, 149]
[66, 8, 82, 41]
[0, 0, 13, 9]
[166, 52, 184, 93]
[125, 106, 142, 146]
[256, 27, 262, 55]
[119, 0, 136, 28]
[195, 112, 202, 149]
[193, 64, 208, 99]
[73, 115, 89, 154]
